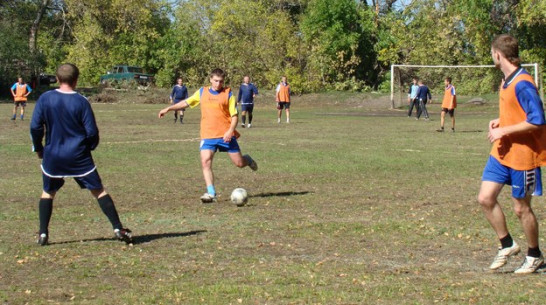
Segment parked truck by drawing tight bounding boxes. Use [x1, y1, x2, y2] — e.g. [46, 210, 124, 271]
[100, 65, 154, 86]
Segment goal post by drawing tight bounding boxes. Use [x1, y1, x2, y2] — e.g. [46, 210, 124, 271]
[390, 63, 542, 109]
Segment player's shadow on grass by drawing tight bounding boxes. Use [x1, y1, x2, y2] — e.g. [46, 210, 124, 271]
[251, 191, 310, 198]
[50, 230, 206, 246]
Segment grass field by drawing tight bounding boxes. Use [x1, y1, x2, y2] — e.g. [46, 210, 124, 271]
[1, 91, 546, 304]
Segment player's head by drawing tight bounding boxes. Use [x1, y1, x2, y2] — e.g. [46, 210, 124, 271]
[412, 78, 418, 84]
[491, 34, 520, 68]
[176, 77, 183, 85]
[281, 76, 287, 83]
[243, 76, 250, 84]
[445, 77, 452, 85]
[418, 80, 424, 85]
[56, 63, 79, 87]
[17, 77, 23, 83]
[209, 68, 225, 91]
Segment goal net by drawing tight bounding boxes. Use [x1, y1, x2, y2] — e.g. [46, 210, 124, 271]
[390, 63, 542, 109]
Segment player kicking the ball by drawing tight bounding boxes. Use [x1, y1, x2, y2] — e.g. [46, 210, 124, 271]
[478, 34, 546, 273]
[30, 63, 133, 246]
[158, 69, 258, 203]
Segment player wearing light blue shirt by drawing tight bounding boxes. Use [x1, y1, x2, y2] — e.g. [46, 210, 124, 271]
[407, 78, 420, 117]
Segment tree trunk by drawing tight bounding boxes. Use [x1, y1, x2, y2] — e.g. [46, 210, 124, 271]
[29, 0, 50, 55]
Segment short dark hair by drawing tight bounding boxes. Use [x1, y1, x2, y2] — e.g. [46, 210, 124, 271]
[210, 68, 226, 79]
[56, 63, 79, 84]
[491, 34, 520, 66]
[445, 77, 452, 83]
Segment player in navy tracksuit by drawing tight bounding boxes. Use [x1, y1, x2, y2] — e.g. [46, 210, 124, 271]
[237, 76, 258, 128]
[30, 63, 133, 246]
[170, 77, 188, 124]
[415, 80, 432, 120]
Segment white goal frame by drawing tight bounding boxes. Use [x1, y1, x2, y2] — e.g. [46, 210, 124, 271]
[390, 63, 542, 109]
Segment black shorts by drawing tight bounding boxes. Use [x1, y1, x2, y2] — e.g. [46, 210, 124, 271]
[241, 104, 254, 112]
[43, 169, 103, 193]
[14, 101, 26, 107]
[277, 102, 290, 110]
[442, 108, 455, 117]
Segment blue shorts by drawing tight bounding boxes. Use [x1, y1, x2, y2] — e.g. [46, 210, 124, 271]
[482, 155, 542, 198]
[43, 170, 103, 193]
[241, 104, 254, 112]
[200, 137, 240, 153]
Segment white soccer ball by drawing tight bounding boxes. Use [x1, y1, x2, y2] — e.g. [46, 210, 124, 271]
[230, 188, 248, 206]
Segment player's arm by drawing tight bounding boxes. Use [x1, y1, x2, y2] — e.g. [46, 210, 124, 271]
[488, 121, 541, 143]
[25, 85, 32, 96]
[275, 84, 280, 102]
[159, 89, 198, 118]
[30, 99, 45, 158]
[223, 94, 239, 142]
[10, 84, 16, 97]
[82, 101, 100, 150]
[253, 85, 258, 97]
[237, 87, 242, 104]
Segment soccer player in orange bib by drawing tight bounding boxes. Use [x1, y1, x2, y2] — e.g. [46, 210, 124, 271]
[437, 77, 456, 132]
[275, 76, 291, 123]
[158, 69, 258, 203]
[10, 77, 32, 121]
[478, 34, 546, 273]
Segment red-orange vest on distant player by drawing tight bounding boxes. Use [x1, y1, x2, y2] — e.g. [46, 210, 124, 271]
[14, 84, 28, 102]
[441, 84, 456, 109]
[276, 82, 290, 103]
[200, 87, 239, 139]
[490, 73, 546, 170]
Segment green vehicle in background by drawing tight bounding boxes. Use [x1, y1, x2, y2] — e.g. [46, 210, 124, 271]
[100, 65, 154, 86]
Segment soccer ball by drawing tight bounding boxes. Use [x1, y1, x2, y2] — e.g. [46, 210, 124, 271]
[230, 188, 248, 206]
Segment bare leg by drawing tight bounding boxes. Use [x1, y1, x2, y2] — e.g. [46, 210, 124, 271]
[228, 151, 249, 168]
[512, 195, 539, 248]
[478, 181, 509, 239]
[200, 149, 215, 187]
[286, 108, 290, 123]
[440, 111, 445, 128]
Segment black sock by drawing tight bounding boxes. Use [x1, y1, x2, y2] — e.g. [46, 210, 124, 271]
[39, 198, 53, 235]
[97, 194, 122, 230]
[174, 113, 177, 119]
[500, 234, 514, 249]
[242, 115, 246, 124]
[527, 247, 541, 258]
[249, 113, 253, 124]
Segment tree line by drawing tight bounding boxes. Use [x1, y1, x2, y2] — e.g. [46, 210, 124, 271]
[1, 0, 544, 96]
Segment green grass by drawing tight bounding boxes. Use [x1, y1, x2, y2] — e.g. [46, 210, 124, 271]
[1, 92, 546, 304]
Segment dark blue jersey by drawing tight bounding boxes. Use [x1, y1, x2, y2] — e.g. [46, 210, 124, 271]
[30, 90, 99, 177]
[416, 85, 432, 101]
[170, 84, 188, 102]
[237, 83, 258, 104]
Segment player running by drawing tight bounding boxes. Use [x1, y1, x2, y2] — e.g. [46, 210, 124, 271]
[10, 77, 32, 121]
[30, 63, 133, 246]
[437, 77, 456, 132]
[158, 68, 258, 203]
[478, 34, 546, 273]
[237, 76, 258, 128]
[170, 77, 188, 124]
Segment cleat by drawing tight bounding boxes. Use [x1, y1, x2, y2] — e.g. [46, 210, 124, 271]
[200, 193, 217, 203]
[37, 233, 48, 246]
[247, 124, 251, 128]
[489, 242, 520, 270]
[277, 118, 280, 124]
[11, 117, 16, 121]
[241, 124, 245, 128]
[180, 119, 183, 124]
[243, 154, 258, 171]
[436, 128, 444, 132]
[451, 128, 455, 132]
[114, 228, 133, 244]
[514, 255, 544, 274]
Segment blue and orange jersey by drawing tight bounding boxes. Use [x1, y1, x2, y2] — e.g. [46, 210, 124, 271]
[441, 84, 456, 109]
[11, 82, 32, 101]
[275, 82, 290, 102]
[186, 86, 239, 139]
[490, 67, 546, 170]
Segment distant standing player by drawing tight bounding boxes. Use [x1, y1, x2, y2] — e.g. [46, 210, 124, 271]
[158, 69, 258, 203]
[30, 63, 133, 246]
[437, 77, 456, 132]
[170, 77, 188, 124]
[275, 76, 291, 123]
[407, 78, 420, 118]
[478, 34, 546, 273]
[10, 77, 32, 121]
[237, 76, 258, 128]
